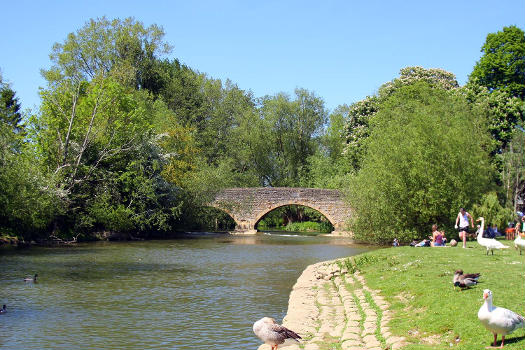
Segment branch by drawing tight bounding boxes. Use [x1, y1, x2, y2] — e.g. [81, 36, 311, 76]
[62, 81, 81, 165]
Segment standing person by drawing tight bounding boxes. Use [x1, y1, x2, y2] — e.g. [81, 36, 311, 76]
[455, 207, 474, 248]
[514, 216, 523, 240]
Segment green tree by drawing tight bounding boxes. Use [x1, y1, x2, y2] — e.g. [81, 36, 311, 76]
[469, 25, 525, 100]
[0, 80, 23, 134]
[347, 82, 494, 243]
[31, 74, 185, 237]
[500, 126, 525, 212]
[0, 77, 59, 238]
[301, 107, 352, 189]
[343, 67, 459, 172]
[42, 16, 172, 89]
[472, 192, 514, 230]
[458, 83, 524, 153]
[258, 88, 327, 186]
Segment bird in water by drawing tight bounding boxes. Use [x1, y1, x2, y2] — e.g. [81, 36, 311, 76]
[253, 317, 301, 350]
[24, 273, 37, 282]
[0, 305, 6, 314]
[478, 289, 525, 348]
[453, 269, 480, 290]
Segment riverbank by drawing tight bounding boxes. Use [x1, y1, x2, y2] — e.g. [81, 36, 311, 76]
[257, 259, 406, 350]
[257, 241, 525, 350]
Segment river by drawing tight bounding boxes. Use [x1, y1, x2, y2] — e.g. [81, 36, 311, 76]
[0, 233, 372, 350]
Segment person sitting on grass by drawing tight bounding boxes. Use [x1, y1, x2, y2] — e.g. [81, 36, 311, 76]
[431, 224, 446, 247]
[483, 224, 495, 238]
[410, 238, 431, 247]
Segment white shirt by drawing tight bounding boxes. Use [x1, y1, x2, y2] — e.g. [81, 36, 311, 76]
[458, 212, 469, 227]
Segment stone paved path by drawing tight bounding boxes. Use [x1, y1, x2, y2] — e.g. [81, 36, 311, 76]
[257, 260, 406, 350]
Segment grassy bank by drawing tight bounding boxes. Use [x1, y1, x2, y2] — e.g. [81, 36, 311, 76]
[335, 241, 525, 349]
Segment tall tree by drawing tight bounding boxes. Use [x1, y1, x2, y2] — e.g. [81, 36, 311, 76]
[42, 16, 172, 89]
[500, 126, 525, 212]
[259, 88, 327, 186]
[347, 82, 494, 243]
[469, 25, 525, 100]
[0, 81, 23, 134]
[343, 67, 459, 172]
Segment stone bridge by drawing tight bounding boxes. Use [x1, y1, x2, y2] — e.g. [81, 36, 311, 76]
[210, 187, 352, 236]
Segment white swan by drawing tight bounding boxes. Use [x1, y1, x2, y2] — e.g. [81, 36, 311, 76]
[476, 218, 509, 255]
[478, 289, 525, 348]
[514, 234, 525, 255]
[253, 317, 301, 349]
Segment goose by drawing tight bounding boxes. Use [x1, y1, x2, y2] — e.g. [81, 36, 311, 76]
[0, 305, 6, 314]
[253, 317, 301, 349]
[476, 218, 509, 255]
[514, 234, 525, 255]
[453, 269, 480, 290]
[24, 273, 37, 282]
[478, 289, 525, 348]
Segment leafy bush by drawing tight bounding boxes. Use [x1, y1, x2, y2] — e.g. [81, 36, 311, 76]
[284, 221, 333, 233]
[472, 192, 514, 229]
[347, 82, 494, 244]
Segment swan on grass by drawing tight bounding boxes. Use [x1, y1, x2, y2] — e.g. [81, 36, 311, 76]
[253, 317, 301, 350]
[514, 234, 525, 255]
[478, 289, 525, 348]
[476, 218, 509, 255]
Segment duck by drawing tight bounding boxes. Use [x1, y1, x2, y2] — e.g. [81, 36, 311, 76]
[453, 269, 480, 290]
[0, 305, 6, 314]
[253, 317, 301, 350]
[476, 218, 509, 255]
[478, 289, 525, 348]
[24, 273, 38, 282]
[514, 234, 525, 255]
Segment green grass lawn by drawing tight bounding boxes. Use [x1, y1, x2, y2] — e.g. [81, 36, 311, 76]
[345, 240, 525, 349]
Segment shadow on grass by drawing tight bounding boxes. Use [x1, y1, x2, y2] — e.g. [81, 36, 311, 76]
[505, 335, 525, 345]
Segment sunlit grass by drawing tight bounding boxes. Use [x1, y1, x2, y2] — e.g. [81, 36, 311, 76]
[349, 241, 525, 349]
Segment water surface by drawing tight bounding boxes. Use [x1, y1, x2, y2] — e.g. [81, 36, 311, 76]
[0, 233, 372, 349]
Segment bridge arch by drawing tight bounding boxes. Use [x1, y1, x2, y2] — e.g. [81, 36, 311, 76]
[253, 202, 336, 230]
[210, 187, 353, 236]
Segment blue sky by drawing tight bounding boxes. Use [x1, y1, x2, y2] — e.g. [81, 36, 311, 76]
[1, 0, 524, 112]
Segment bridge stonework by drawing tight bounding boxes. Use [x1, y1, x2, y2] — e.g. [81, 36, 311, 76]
[210, 187, 352, 236]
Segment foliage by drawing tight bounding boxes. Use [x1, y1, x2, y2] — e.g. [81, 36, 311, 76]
[472, 192, 514, 229]
[343, 67, 459, 172]
[257, 205, 333, 232]
[469, 25, 525, 100]
[499, 126, 525, 211]
[348, 82, 494, 243]
[0, 80, 24, 134]
[458, 83, 525, 153]
[4, 20, 525, 242]
[257, 88, 328, 186]
[42, 16, 172, 89]
[378, 66, 459, 98]
[0, 122, 61, 238]
[29, 74, 185, 237]
[283, 221, 333, 233]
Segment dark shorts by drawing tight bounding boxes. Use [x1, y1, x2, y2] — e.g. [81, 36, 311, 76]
[459, 226, 469, 233]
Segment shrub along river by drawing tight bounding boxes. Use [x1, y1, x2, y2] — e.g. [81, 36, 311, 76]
[0, 233, 372, 350]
